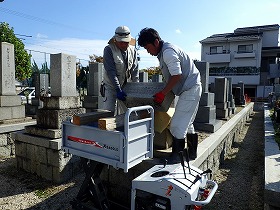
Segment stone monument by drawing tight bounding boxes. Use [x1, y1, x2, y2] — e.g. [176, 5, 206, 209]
[0, 42, 36, 157]
[214, 77, 229, 119]
[13, 53, 85, 183]
[83, 62, 104, 111]
[194, 61, 222, 132]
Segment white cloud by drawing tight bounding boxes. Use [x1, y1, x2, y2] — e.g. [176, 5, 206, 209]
[26, 38, 159, 69]
[26, 38, 108, 67]
[36, 33, 48, 39]
[175, 29, 182, 34]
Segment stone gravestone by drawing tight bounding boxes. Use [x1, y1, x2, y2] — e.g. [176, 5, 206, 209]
[0, 42, 36, 157]
[214, 77, 229, 119]
[235, 82, 246, 105]
[0, 42, 25, 121]
[14, 53, 85, 183]
[227, 77, 236, 114]
[25, 73, 49, 115]
[139, 71, 148, 82]
[152, 74, 163, 82]
[83, 62, 104, 111]
[194, 61, 222, 132]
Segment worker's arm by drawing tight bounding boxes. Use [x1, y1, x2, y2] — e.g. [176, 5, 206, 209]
[161, 74, 182, 95]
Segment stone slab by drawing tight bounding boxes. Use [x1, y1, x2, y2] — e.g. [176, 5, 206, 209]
[50, 53, 77, 97]
[25, 125, 62, 139]
[42, 96, 81, 109]
[0, 95, 22, 106]
[83, 95, 99, 109]
[122, 82, 175, 112]
[0, 106, 25, 120]
[36, 108, 86, 129]
[13, 131, 62, 150]
[0, 42, 16, 95]
[199, 92, 215, 106]
[195, 106, 216, 123]
[264, 107, 280, 208]
[0, 118, 36, 133]
[216, 108, 229, 119]
[194, 120, 223, 133]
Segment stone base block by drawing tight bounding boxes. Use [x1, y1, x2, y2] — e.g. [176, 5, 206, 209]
[216, 108, 229, 119]
[194, 120, 223, 133]
[123, 82, 175, 112]
[25, 125, 62, 139]
[0, 105, 25, 120]
[14, 131, 81, 183]
[37, 107, 85, 129]
[0, 95, 22, 106]
[25, 104, 38, 115]
[195, 105, 216, 123]
[42, 96, 81, 109]
[83, 95, 99, 109]
[199, 92, 215, 106]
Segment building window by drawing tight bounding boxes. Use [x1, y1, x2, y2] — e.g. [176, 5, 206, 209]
[238, 44, 253, 53]
[210, 46, 223, 54]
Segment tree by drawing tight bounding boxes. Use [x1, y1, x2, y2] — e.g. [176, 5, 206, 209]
[0, 22, 32, 81]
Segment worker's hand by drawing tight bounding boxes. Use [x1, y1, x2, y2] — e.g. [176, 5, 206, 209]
[116, 88, 127, 101]
[153, 91, 165, 105]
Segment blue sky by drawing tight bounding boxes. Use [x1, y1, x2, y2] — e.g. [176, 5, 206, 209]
[1, 0, 280, 69]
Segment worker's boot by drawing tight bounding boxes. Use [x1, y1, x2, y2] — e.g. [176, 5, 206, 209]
[185, 133, 198, 161]
[167, 137, 185, 164]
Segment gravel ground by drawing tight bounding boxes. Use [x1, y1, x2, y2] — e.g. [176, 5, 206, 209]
[204, 110, 264, 210]
[0, 109, 264, 210]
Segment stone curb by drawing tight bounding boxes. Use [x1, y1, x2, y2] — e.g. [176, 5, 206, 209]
[264, 104, 280, 209]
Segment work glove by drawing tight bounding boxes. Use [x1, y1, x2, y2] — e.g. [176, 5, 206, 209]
[153, 91, 165, 105]
[116, 88, 127, 101]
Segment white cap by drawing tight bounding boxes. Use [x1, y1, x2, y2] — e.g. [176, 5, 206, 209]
[114, 26, 131, 42]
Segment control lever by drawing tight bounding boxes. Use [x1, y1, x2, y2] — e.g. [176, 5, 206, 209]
[178, 151, 186, 178]
[163, 159, 168, 168]
[201, 169, 212, 175]
[190, 175, 201, 187]
[184, 149, 192, 175]
[201, 169, 212, 179]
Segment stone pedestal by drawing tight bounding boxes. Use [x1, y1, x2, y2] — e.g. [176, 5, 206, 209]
[194, 62, 222, 132]
[14, 53, 85, 183]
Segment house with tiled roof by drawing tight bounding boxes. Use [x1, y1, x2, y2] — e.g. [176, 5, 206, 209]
[200, 24, 280, 100]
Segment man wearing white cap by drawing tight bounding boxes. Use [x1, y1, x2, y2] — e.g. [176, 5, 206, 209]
[102, 26, 139, 113]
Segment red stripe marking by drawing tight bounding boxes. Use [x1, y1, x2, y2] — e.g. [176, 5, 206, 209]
[67, 136, 103, 148]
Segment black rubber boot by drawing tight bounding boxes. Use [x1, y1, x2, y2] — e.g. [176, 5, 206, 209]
[186, 133, 198, 161]
[167, 137, 185, 164]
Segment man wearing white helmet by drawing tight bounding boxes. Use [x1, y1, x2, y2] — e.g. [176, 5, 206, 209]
[102, 26, 139, 113]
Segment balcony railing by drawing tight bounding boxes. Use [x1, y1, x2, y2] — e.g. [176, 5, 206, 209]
[234, 51, 256, 59]
[205, 51, 231, 63]
[209, 66, 260, 76]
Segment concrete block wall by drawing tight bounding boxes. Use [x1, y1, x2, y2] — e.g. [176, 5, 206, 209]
[0, 133, 14, 157]
[13, 131, 81, 184]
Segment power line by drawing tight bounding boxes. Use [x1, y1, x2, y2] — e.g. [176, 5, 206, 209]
[0, 6, 104, 36]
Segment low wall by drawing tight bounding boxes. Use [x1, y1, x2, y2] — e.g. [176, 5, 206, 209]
[193, 102, 254, 171]
[0, 120, 36, 157]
